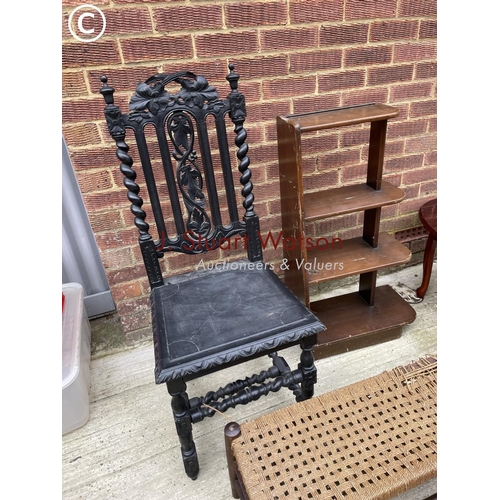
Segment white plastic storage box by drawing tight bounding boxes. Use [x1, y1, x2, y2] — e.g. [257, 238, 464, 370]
[62, 283, 91, 435]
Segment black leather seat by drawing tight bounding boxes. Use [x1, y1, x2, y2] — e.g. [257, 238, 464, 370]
[152, 262, 322, 383]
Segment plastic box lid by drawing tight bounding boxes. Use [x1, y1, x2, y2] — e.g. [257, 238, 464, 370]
[62, 282, 91, 434]
[62, 283, 87, 387]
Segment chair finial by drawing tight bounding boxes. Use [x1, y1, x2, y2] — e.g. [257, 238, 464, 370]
[99, 75, 115, 105]
[226, 63, 239, 92]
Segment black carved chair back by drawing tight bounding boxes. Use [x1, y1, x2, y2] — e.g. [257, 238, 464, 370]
[100, 65, 262, 289]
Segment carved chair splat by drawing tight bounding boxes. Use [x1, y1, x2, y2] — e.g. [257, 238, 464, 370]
[100, 64, 325, 480]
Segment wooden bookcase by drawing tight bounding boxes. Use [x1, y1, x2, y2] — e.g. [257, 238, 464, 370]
[277, 103, 416, 359]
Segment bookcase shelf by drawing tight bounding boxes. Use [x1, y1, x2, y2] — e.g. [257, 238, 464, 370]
[277, 103, 416, 359]
[303, 181, 405, 221]
[306, 232, 411, 284]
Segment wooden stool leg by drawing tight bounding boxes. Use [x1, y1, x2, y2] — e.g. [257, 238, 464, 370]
[224, 422, 242, 499]
[416, 235, 437, 299]
[167, 379, 199, 480]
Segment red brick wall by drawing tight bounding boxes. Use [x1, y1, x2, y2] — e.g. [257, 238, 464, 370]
[62, 0, 437, 340]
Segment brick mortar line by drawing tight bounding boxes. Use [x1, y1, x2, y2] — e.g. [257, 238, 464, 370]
[190, 33, 198, 60]
[64, 129, 435, 152]
[221, 0, 228, 29]
[61, 74, 437, 104]
[147, 6, 157, 35]
[60, 2, 435, 16]
[63, 10, 437, 35]
[62, 23, 436, 42]
[70, 161, 116, 174]
[296, 144, 416, 158]
[81, 183, 128, 194]
[62, 44, 436, 67]
[61, 47, 435, 75]
[63, 66, 435, 85]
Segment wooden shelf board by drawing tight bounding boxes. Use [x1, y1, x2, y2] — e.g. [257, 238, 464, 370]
[282, 103, 399, 132]
[312, 285, 416, 359]
[304, 181, 405, 221]
[306, 232, 411, 284]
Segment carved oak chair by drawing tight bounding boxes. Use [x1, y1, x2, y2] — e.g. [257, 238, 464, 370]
[99, 64, 325, 480]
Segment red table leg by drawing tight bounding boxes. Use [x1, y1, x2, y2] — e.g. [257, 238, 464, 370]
[416, 199, 437, 300]
[416, 235, 436, 298]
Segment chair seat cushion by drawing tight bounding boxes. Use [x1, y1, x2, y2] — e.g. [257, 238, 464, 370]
[151, 261, 324, 383]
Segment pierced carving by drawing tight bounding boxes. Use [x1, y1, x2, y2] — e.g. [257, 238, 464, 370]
[129, 71, 223, 118]
[167, 111, 211, 240]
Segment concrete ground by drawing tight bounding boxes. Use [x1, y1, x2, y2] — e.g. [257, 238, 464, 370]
[62, 262, 437, 499]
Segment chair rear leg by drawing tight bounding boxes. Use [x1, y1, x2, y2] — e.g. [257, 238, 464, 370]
[298, 336, 317, 401]
[167, 378, 199, 480]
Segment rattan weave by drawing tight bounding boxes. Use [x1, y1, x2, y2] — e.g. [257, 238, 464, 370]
[231, 356, 437, 500]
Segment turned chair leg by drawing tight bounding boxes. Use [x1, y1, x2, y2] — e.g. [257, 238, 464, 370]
[416, 235, 437, 299]
[167, 378, 199, 480]
[298, 337, 317, 401]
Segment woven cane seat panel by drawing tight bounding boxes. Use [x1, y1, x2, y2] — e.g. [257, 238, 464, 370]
[232, 357, 437, 500]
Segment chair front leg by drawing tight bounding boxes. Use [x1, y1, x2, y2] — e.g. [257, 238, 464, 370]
[298, 336, 317, 401]
[167, 378, 199, 480]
